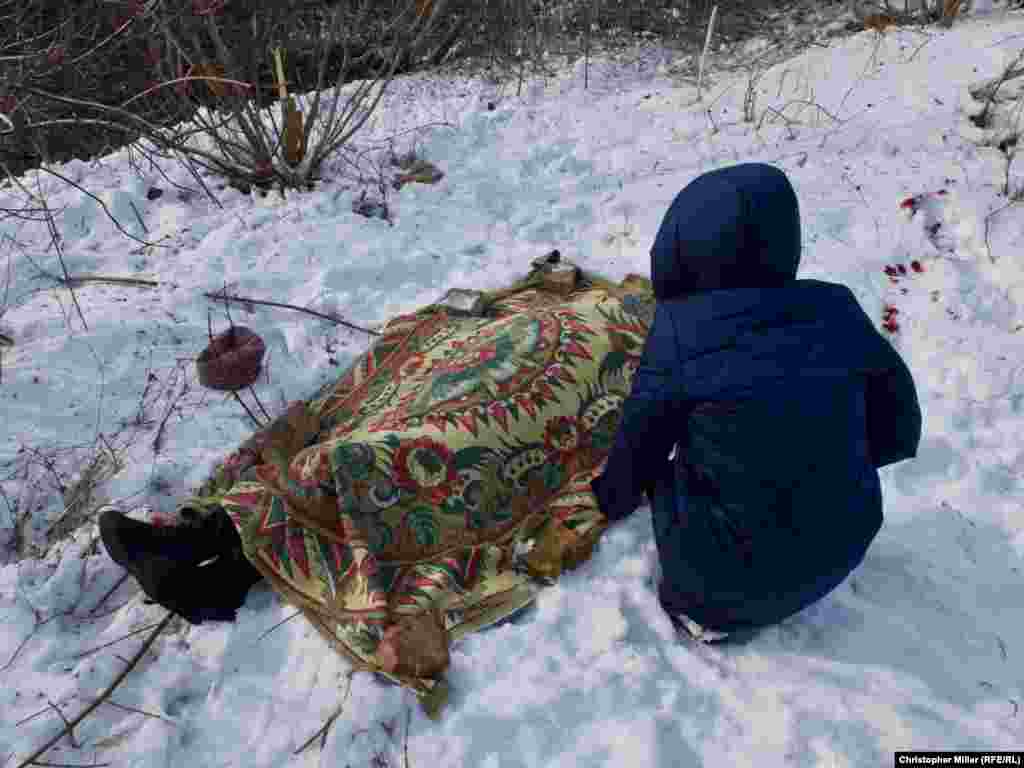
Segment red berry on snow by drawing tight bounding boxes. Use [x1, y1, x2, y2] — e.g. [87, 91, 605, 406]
[900, 197, 917, 210]
[910, 260, 924, 273]
[897, 264, 907, 275]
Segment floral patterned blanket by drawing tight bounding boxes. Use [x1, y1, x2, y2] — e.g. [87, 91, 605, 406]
[183, 265, 654, 717]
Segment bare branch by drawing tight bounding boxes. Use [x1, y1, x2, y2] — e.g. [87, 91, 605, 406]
[103, 699, 178, 726]
[970, 47, 1024, 132]
[0, 627, 36, 675]
[85, 573, 131, 616]
[46, 700, 79, 749]
[984, 199, 1019, 265]
[25, 160, 169, 251]
[253, 609, 303, 646]
[14, 612, 175, 768]
[58, 275, 159, 290]
[294, 671, 355, 755]
[202, 289, 381, 336]
[37, 185, 89, 332]
[70, 620, 164, 660]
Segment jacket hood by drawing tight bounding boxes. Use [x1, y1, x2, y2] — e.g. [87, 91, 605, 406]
[650, 163, 801, 301]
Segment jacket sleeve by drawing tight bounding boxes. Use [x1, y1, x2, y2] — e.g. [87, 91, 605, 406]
[866, 344, 922, 469]
[591, 303, 682, 522]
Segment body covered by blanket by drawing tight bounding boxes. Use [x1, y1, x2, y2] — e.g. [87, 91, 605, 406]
[184, 267, 654, 716]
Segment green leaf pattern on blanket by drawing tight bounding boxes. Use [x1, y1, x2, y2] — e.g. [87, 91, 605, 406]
[369, 518, 394, 551]
[542, 462, 563, 491]
[406, 505, 439, 547]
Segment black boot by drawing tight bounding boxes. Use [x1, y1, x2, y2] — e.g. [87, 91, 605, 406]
[99, 506, 239, 572]
[100, 506, 263, 624]
[150, 549, 265, 625]
[128, 555, 192, 615]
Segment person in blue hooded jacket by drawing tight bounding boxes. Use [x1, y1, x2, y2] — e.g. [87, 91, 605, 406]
[590, 162, 922, 643]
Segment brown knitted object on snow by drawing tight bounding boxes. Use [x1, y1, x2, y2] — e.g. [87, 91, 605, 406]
[196, 326, 266, 391]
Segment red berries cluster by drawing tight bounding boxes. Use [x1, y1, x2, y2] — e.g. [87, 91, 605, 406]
[880, 260, 926, 334]
[899, 189, 947, 214]
[882, 305, 900, 334]
[883, 260, 925, 282]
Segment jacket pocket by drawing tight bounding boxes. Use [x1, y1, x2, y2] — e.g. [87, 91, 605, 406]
[680, 460, 755, 566]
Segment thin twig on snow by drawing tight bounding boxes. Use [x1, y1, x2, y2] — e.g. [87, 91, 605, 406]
[46, 700, 78, 749]
[14, 612, 174, 768]
[202, 290, 381, 336]
[70, 620, 164, 660]
[294, 671, 355, 755]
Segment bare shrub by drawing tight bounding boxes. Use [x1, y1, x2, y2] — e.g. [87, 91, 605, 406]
[0, 1, 823, 184]
[849, 0, 971, 25]
[104, 0, 450, 192]
[0, 0, 196, 178]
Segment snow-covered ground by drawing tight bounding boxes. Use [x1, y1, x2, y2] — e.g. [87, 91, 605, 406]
[2, 3, 1024, 765]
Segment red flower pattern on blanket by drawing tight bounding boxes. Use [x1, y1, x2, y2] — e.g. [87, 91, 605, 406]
[392, 437, 458, 505]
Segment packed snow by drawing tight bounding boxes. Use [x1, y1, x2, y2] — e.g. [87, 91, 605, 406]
[2, 3, 1023, 766]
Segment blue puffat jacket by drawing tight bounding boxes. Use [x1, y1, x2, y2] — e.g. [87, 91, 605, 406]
[591, 163, 922, 633]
